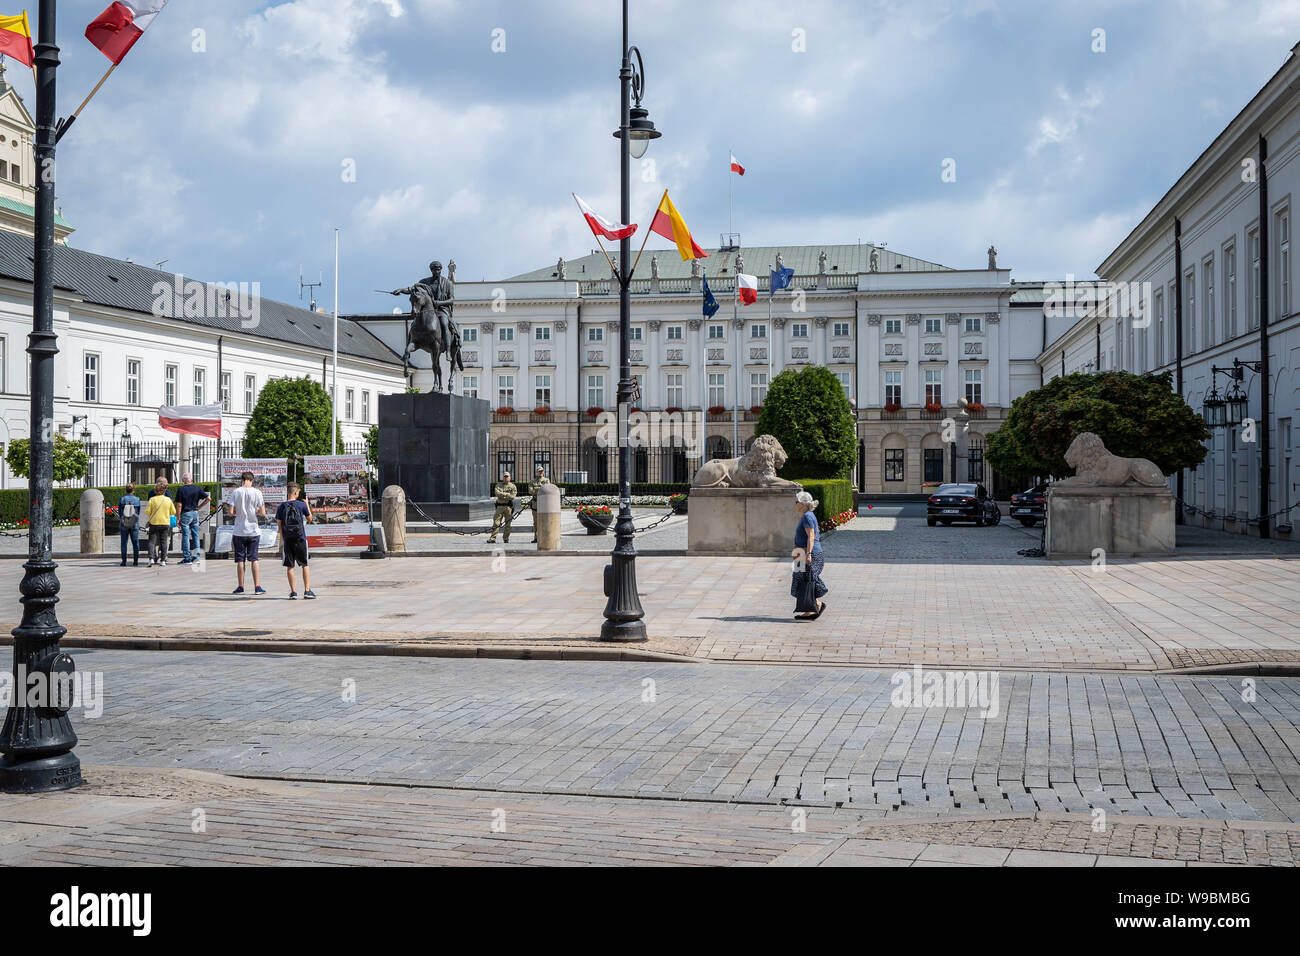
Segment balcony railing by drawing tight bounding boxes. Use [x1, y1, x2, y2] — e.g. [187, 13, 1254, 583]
[576, 272, 859, 296]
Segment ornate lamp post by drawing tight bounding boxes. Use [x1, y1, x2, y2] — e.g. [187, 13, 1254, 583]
[0, 0, 82, 793]
[601, 0, 658, 642]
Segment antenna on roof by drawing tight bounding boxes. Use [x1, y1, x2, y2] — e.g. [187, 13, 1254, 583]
[154, 258, 168, 269]
[298, 265, 323, 313]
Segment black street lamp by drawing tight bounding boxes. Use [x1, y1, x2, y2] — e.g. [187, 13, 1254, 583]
[0, 0, 82, 793]
[601, 0, 656, 643]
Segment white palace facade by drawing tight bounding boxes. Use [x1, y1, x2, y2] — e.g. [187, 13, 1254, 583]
[1039, 40, 1300, 537]
[352, 246, 1065, 495]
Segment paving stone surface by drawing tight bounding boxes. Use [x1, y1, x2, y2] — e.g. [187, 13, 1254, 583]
[14, 507, 1300, 671]
[52, 650, 1300, 824]
[0, 767, 1291, 866]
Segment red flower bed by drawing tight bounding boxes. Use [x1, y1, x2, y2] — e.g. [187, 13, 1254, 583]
[883, 402, 902, 413]
[575, 505, 611, 515]
[966, 402, 986, 412]
[586, 406, 604, 418]
[924, 402, 943, 413]
[495, 406, 515, 415]
[819, 508, 857, 532]
[750, 405, 764, 414]
[532, 405, 551, 415]
[707, 405, 727, 416]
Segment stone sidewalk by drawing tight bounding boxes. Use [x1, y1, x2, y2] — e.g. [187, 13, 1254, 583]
[0, 766, 1285, 866]
[14, 536, 1300, 672]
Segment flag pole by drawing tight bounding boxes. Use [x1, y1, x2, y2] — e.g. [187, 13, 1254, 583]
[732, 280, 739, 455]
[331, 227, 339, 455]
[628, 188, 664, 278]
[56, 60, 118, 142]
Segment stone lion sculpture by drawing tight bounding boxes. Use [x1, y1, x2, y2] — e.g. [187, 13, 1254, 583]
[1059, 432, 1166, 487]
[691, 434, 801, 489]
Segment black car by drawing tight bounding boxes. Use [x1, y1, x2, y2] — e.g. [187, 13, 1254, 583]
[926, 483, 1001, 526]
[1008, 482, 1048, 527]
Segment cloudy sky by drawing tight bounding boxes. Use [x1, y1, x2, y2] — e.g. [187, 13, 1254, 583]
[27, 0, 1300, 311]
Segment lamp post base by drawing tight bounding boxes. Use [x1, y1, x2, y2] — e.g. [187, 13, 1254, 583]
[0, 751, 81, 793]
[600, 546, 647, 642]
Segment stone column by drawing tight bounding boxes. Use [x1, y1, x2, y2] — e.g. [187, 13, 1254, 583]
[535, 482, 562, 550]
[79, 488, 103, 554]
[382, 485, 406, 553]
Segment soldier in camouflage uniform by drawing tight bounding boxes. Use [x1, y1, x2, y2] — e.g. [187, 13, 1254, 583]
[488, 472, 518, 544]
[528, 466, 549, 543]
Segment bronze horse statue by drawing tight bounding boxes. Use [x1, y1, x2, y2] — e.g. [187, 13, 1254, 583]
[402, 285, 463, 393]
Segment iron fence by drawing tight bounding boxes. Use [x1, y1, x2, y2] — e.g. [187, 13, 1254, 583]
[490, 437, 702, 485]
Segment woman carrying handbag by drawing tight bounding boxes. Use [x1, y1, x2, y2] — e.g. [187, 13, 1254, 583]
[791, 490, 828, 620]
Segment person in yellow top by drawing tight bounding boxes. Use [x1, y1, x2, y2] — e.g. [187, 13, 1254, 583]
[144, 478, 176, 567]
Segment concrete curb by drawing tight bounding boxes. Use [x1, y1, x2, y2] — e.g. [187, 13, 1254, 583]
[0, 633, 697, 664]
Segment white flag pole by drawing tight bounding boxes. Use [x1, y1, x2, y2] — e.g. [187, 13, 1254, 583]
[332, 228, 339, 455]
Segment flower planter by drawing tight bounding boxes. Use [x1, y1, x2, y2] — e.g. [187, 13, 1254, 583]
[576, 509, 614, 534]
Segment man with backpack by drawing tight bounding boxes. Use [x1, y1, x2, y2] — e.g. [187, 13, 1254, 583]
[275, 482, 315, 599]
[118, 483, 142, 566]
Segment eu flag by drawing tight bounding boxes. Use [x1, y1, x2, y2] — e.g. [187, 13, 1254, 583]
[770, 266, 795, 296]
[702, 274, 720, 318]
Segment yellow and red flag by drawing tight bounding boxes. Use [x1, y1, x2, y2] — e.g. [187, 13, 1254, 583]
[649, 190, 708, 261]
[0, 12, 34, 67]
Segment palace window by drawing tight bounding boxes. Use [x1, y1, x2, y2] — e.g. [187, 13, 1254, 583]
[83, 353, 99, 402]
[665, 373, 684, 407]
[534, 325, 551, 341]
[462, 375, 478, 399]
[924, 317, 942, 334]
[193, 367, 206, 405]
[164, 364, 177, 407]
[345, 388, 354, 420]
[964, 367, 982, 405]
[497, 375, 515, 408]
[750, 323, 767, 339]
[586, 374, 604, 408]
[708, 324, 725, 340]
[244, 374, 256, 413]
[462, 326, 478, 343]
[127, 359, 141, 406]
[750, 372, 768, 405]
[708, 373, 726, 407]
[498, 326, 514, 343]
[885, 318, 902, 334]
[884, 370, 901, 406]
[790, 323, 809, 338]
[833, 321, 850, 337]
[884, 448, 904, 482]
[587, 327, 603, 343]
[534, 374, 552, 406]
[221, 372, 231, 413]
[924, 368, 942, 406]
[964, 315, 983, 333]
[666, 326, 683, 340]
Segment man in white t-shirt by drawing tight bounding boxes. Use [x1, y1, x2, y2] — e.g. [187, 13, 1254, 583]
[225, 471, 266, 595]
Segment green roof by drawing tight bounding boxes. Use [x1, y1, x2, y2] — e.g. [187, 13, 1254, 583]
[0, 195, 72, 229]
[507, 242, 951, 281]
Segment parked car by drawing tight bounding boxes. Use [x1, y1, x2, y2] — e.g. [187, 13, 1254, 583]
[926, 482, 1001, 526]
[1008, 482, 1048, 527]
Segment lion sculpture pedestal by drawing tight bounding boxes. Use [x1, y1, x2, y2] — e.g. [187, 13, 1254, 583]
[687, 435, 802, 555]
[1045, 432, 1175, 558]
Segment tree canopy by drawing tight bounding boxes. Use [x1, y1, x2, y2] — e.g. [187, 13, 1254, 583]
[755, 365, 857, 478]
[242, 376, 344, 460]
[985, 370, 1209, 480]
[5, 434, 90, 482]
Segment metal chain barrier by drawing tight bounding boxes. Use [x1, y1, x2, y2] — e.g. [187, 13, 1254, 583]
[407, 497, 682, 538]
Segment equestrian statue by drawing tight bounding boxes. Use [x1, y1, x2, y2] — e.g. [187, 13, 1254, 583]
[386, 259, 464, 393]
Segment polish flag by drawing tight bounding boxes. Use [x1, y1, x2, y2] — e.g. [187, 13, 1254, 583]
[158, 403, 222, 439]
[730, 153, 745, 176]
[573, 193, 637, 241]
[737, 273, 758, 305]
[85, 0, 169, 65]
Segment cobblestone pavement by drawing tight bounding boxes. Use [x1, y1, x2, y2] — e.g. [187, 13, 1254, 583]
[21, 518, 1300, 669]
[57, 651, 1300, 824]
[1, 767, 1288, 866]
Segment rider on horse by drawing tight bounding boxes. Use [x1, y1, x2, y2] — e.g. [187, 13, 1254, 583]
[391, 260, 463, 363]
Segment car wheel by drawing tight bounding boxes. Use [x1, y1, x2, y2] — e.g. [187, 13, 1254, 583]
[927, 518, 936, 527]
[988, 506, 1001, 526]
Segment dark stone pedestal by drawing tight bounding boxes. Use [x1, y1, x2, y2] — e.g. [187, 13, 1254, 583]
[378, 392, 493, 520]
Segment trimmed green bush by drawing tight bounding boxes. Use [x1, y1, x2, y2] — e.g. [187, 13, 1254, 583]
[756, 365, 857, 479]
[0, 482, 221, 525]
[243, 376, 343, 461]
[786, 478, 854, 524]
